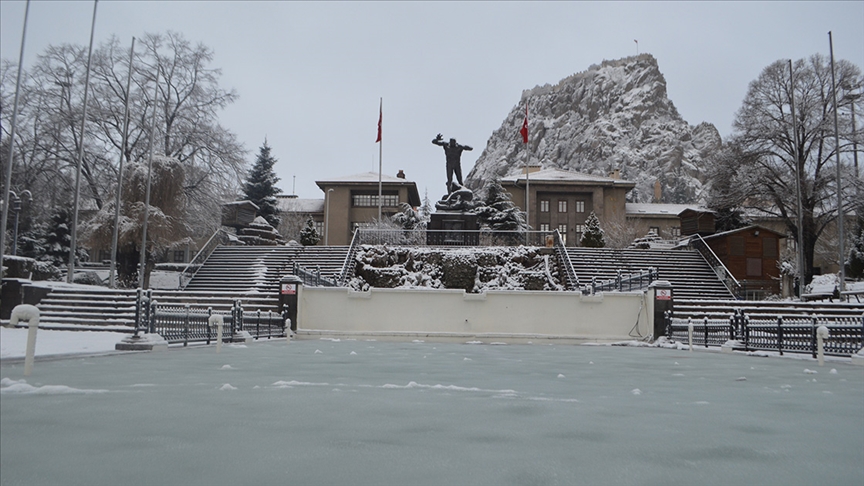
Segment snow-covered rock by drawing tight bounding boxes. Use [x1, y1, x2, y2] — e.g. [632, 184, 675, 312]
[466, 54, 720, 204]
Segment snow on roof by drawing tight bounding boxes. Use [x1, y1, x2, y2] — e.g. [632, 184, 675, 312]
[626, 203, 704, 216]
[276, 196, 324, 213]
[500, 167, 634, 186]
[316, 171, 414, 184]
[699, 224, 787, 241]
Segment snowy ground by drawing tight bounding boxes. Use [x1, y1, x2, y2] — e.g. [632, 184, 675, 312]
[1, 338, 862, 486]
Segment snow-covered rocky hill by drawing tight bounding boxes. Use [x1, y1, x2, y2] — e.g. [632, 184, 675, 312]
[465, 54, 721, 204]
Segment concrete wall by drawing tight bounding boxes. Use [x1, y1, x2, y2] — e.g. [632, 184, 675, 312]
[298, 286, 656, 341]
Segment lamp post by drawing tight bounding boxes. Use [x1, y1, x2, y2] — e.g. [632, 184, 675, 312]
[9, 190, 31, 255]
[325, 188, 334, 245]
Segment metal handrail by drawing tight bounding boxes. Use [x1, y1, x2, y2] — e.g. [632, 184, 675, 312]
[179, 228, 232, 289]
[338, 229, 361, 286]
[690, 233, 743, 299]
[553, 229, 580, 289]
[586, 267, 658, 294]
[293, 262, 337, 287]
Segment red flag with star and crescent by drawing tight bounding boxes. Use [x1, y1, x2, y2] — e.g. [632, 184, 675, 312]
[520, 105, 528, 144]
[376, 100, 382, 143]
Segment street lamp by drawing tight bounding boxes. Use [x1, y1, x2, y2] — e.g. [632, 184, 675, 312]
[325, 188, 334, 245]
[9, 190, 31, 256]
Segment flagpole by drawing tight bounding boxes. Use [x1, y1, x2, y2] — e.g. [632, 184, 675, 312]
[524, 102, 530, 237]
[0, 0, 30, 274]
[378, 97, 383, 223]
[789, 59, 805, 299]
[68, 0, 99, 283]
[829, 31, 845, 292]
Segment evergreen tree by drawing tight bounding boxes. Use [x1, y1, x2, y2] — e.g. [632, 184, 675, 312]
[848, 220, 864, 279]
[242, 140, 282, 228]
[299, 216, 320, 246]
[473, 178, 526, 231]
[580, 212, 606, 248]
[418, 189, 433, 222]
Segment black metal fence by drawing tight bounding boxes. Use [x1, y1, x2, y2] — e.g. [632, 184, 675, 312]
[582, 268, 659, 295]
[666, 310, 864, 357]
[133, 290, 287, 345]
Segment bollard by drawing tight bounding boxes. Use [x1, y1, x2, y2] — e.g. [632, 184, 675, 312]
[9, 305, 40, 376]
[816, 325, 830, 366]
[209, 314, 224, 353]
[688, 317, 693, 352]
[285, 319, 292, 344]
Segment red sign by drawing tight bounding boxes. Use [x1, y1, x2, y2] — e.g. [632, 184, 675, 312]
[656, 289, 671, 300]
[281, 283, 296, 295]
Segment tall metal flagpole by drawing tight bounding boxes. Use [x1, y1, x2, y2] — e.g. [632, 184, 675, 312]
[829, 31, 845, 292]
[138, 68, 160, 289]
[789, 60, 805, 299]
[67, 0, 99, 283]
[523, 102, 530, 240]
[0, 0, 30, 274]
[377, 98, 383, 223]
[109, 37, 136, 288]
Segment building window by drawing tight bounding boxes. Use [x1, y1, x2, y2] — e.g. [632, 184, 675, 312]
[352, 193, 399, 207]
[558, 200, 567, 213]
[746, 257, 762, 277]
[649, 226, 660, 236]
[730, 236, 745, 256]
[558, 225, 567, 245]
[575, 224, 586, 235]
[173, 250, 186, 263]
[539, 223, 550, 232]
[763, 237, 777, 258]
[540, 200, 549, 213]
[575, 201, 585, 213]
[314, 221, 324, 236]
[670, 227, 681, 238]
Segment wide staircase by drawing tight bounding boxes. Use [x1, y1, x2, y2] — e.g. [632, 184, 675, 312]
[566, 247, 734, 300]
[671, 298, 864, 322]
[20, 245, 350, 332]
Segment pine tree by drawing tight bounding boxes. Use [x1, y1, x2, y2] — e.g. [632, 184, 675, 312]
[848, 220, 864, 279]
[299, 216, 320, 246]
[580, 212, 606, 248]
[473, 178, 526, 231]
[242, 140, 282, 228]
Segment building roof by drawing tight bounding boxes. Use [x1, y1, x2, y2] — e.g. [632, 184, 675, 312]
[626, 203, 704, 217]
[316, 171, 421, 206]
[276, 196, 324, 213]
[500, 167, 635, 188]
[699, 224, 787, 241]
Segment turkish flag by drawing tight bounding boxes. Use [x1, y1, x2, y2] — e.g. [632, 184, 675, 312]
[520, 107, 528, 144]
[376, 100, 382, 143]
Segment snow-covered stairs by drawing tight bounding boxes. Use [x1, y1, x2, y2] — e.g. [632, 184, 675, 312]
[33, 286, 139, 332]
[671, 298, 864, 322]
[183, 245, 349, 293]
[566, 247, 734, 300]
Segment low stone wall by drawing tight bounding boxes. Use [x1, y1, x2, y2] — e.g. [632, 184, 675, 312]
[298, 287, 656, 341]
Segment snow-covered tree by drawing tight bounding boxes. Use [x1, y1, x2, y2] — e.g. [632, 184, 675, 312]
[418, 189, 433, 221]
[580, 212, 606, 248]
[848, 221, 864, 279]
[299, 216, 320, 246]
[242, 140, 281, 228]
[83, 156, 189, 287]
[725, 54, 862, 286]
[391, 203, 425, 230]
[472, 178, 527, 231]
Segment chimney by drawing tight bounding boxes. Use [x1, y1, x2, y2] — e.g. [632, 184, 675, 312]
[609, 168, 621, 180]
[396, 170, 405, 179]
[653, 180, 662, 202]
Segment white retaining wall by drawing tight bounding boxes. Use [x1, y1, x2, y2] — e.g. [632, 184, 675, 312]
[298, 287, 656, 341]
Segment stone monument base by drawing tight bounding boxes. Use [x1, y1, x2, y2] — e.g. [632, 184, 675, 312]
[427, 212, 479, 246]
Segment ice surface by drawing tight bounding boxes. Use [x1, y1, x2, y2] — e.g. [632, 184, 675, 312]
[1, 340, 862, 486]
[0, 327, 129, 358]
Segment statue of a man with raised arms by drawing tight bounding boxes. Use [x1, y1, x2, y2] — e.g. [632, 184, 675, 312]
[432, 133, 472, 194]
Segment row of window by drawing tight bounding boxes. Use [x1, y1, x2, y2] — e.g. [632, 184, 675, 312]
[352, 194, 400, 207]
[539, 200, 585, 213]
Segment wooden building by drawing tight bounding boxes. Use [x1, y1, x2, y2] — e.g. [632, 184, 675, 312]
[700, 225, 786, 299]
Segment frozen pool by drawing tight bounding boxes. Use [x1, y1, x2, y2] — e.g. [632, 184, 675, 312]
[1, 339, 862, 486]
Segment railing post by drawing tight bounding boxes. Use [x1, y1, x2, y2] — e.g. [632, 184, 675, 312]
[777, 316, 784, 356]
[134, 288, 143, 337]
[811, 315, 818, 359]
[591, 276, 597, 295]
[207, 307, 212, 345]
[743, 315, 750, 351]
[183, 304, 190, 347]
[729, 312, 735, 341]
[703, 316, 709, 348]
[256, 309, 261, 340]
[148, 296, 156, 335]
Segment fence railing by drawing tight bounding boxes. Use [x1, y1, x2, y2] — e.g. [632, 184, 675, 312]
[689, 234, 743, 299]
[294, 262, 337, 287]
[666, 310, 864, 357]
[179, 228, 233, 289]
[553, 230, 580, 290]
[583, 268, 659, 295]
[353, 228, 557, 247]
[133, 290, 286, 345]
[338, 229, 361, 286]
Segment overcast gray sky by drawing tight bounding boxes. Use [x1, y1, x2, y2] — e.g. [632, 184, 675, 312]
[2, 1, 863, 200]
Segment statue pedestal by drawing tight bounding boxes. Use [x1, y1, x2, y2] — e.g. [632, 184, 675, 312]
[427, 212, 479, 246]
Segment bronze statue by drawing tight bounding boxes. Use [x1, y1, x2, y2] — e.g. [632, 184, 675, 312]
[432, 133, 472, 193]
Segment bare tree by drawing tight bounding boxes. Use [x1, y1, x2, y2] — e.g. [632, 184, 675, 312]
[727, 54, 862, 285]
